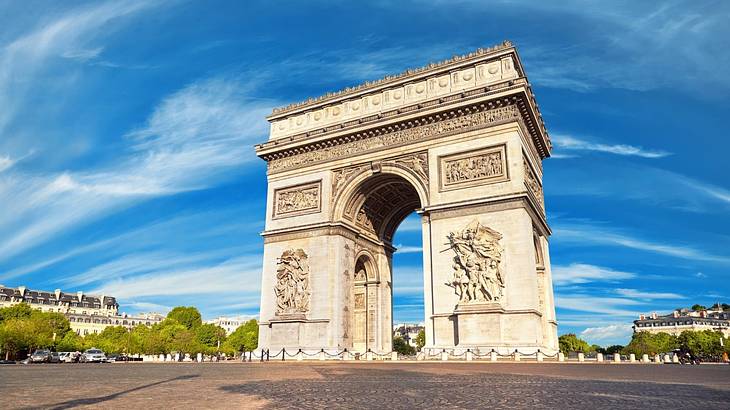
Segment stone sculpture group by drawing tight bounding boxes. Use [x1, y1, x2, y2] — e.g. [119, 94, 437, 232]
[274, 249, 311, 316]
[446, 220, 505, 303]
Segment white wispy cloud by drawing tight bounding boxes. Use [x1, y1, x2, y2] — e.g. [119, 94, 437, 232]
[512, 1, 730, 93]
[554, 222, 730, 264]
[555, 295, 643, 317]
[580, 324, 634, 344]
[552, 263, 636, 285]
[0, 0, 163, 134]
[61, 47, 105, 62]
[61, 248, 247, 288]
[89, 255, 262, 299]
[615, 288, 684, 300]
[0, 76, 273, 262]
[121, 301, 172, 314]
[548, 163, 730, 213]
[395, 244, 422, 254]
[395, 217, 422, 232]
[0, 155, 14, 173]
[552, 134, 671, 158]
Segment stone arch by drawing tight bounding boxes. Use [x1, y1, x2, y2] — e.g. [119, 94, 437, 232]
[333, 163, 428, 224]
[354, 249, 379, 283]
[334, 166, 426, 244]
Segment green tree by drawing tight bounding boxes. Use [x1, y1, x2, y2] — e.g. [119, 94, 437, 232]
[605, 345, 624, 355]
[0, 318, 34, 359]
[95, 326, 130, 354]
[558, 333, 593, 354]
[166, 307, 202, 330]
[195, 323, 227, 350]
[691, 304, 706, 311]
[0, 303, 34, 323]
[56, 331, 83, 352]
[622, 332, 678, 356]
[591, 345, 605, 354]
[678, 330, 724, 358]
[26, 311, 71, 351]
[415, 329, 425, 352]
[223, 319, 259, 353]
[392, 336, 416, 355]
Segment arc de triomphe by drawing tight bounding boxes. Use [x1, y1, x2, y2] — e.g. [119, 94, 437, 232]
[255, 41, 558, 355]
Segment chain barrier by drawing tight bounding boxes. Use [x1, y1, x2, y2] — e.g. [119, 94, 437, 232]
[236, 347, 567, 362]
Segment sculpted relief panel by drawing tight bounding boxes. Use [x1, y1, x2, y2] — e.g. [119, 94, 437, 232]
[274, 249, 311, 316]
[439, 145, 507, 191]
[523, 158, 544, 211]
[445, 220, 505, 304]
[273, 181, 321, 219]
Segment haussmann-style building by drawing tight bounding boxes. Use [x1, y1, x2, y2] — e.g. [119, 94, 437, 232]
[0, 285, 163, 336]
[633, 306, 730, 337]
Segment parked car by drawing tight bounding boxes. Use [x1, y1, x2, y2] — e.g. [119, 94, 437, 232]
[80, 348, 107, 363]
[29, 349, 52, 363]
[59, 351, 81, 363]
[50, 352, 61, 363]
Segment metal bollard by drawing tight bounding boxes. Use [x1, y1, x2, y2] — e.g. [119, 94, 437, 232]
[441, 349, 448, 361]
[466, 349, 473, 361]
[513, 350, 520, 362]
[319, 349, 326, 361]
[490, 350, 498, 362]
[536, 350, 543, 362]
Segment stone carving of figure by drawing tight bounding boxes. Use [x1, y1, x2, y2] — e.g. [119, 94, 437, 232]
[445, 220, 505, 303]
[274, 249, 311, 315]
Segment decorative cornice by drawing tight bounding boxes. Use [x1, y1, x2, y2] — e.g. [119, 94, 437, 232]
[269, 40, 515, 118]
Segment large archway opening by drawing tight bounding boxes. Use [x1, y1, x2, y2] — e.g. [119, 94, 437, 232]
[391, 212, 425, 352]
[339, 170, 426, 352]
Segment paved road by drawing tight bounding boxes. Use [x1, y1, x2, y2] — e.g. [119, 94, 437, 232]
[1, 362, 729, 409]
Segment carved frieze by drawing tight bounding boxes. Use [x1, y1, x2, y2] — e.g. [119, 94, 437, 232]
[394, 152, 428, 183]
[332, 165, 368, 201]
[354, 293, 365, 309]
[445, 220, 505, 304]
[268, 105, 520, 173]
[274, 249, 311, 316]
[273, 181, 321, 219]
[523, 158, 544, 211]
[439, 145, 508, 191]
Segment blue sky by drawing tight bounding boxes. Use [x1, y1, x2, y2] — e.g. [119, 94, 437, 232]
[1, 0, 728, 346]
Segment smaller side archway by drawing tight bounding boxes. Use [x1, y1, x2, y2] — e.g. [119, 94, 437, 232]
[352, 252, 379, 352]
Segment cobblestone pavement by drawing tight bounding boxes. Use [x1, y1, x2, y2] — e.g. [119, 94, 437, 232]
[1, 362, 729, 409]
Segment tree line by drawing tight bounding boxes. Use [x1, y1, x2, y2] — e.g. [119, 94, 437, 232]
[559, 331, 730, 359]
[0, 304, 258, 360]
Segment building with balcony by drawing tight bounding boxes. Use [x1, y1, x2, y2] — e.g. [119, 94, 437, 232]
[633, 306, 729, 337]
[0, 285, 164, 336]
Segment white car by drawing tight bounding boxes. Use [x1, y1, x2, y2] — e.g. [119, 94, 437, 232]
[80, 348, 107, 363]
[59, 352, 80, 363]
